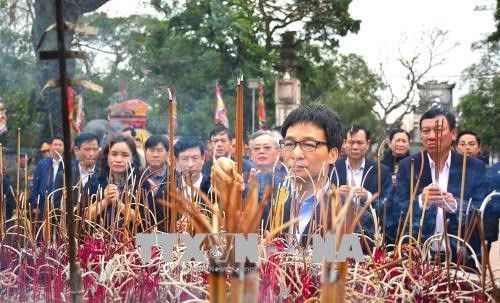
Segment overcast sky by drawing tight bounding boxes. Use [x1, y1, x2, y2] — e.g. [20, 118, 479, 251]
[339, 0, 496, 105]
[99, 0, 496, 107]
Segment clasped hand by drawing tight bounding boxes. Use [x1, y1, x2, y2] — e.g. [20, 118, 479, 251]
[422, 184, 456, 213]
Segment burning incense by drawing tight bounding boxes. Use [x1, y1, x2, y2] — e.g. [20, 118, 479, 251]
[168, 87, 176, 233]
[16, 128, 20, 198]
[235, 76, 244, 212]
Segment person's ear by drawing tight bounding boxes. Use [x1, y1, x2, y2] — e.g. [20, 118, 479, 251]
[328, 148, 339, 164]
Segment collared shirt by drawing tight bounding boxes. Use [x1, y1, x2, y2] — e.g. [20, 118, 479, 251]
[297, 181, 330, 235]
[345, 158, 373, 202]
[346, 158, 365, 187]
[181, 173, 203, 199]
[79, 164, 95, 188]
[419, 151, 452, 251]
[52, 158, 62, 185]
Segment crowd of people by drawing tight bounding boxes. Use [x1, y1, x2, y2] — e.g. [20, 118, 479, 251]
[1, 104, 498, 269]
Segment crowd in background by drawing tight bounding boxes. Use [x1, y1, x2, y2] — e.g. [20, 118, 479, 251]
[1, 105, 499, 270]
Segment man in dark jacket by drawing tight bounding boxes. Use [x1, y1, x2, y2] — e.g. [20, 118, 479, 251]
[388, 107, 489, 267]
[31, 136, 65, 219]
[331, 125, 392, 239]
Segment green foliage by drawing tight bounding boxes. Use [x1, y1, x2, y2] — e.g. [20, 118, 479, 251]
[0, 17, 41, 150]
[458, 77, 500, 152]
[301, 52, 384, 141]
[459, 40, 500, 153]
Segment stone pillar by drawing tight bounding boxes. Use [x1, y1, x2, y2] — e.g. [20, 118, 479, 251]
[274, 31, 301, 126]
[275, 77, 301, 126]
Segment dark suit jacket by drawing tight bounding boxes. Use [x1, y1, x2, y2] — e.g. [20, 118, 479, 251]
[388, 151, 489, 265]
[31, 157, 64, 213]
[330, 157, 392, 239]
[259, 166, 334, 239]
[71, 161, 102, 213]
[331, 157, 392, 199]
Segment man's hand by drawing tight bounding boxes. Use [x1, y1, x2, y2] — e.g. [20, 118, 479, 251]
[211, 157, 245, 195]
[352, 187, 369, 200]
[422, 184, 456, 213]
[338, 185, 351, 197]
[337, 185, 368, 200]
[147, 178, 160, 195]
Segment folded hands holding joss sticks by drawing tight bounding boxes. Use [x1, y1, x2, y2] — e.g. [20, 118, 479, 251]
[421, 183, 457, 213]
[337, 185, 369, 201]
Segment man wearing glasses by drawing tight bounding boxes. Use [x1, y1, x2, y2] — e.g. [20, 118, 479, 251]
[212, 104, 343, 236]
[249, 130, 281, 173]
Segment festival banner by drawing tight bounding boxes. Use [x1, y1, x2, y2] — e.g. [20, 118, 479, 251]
[214, 83, 229, 128]
[257, 82, 266, 129]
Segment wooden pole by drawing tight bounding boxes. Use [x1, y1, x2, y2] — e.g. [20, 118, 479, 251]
[54, 0, 83, 301]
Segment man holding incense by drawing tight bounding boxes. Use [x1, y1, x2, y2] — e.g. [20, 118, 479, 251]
[202, 125, 254, 184]
[332, 125, 392, 239]
[388, 106, 489, 266]
[212, 104, 343, 236]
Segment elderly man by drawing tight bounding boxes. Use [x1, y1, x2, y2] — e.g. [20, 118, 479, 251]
[389, 107, 489, 266]
[249, 130, 281, 173]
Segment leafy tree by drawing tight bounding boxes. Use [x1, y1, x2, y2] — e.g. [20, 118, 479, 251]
[300, 52, 384, 142]
[458, 40, 500, 154]
[0, 2, 41, 149]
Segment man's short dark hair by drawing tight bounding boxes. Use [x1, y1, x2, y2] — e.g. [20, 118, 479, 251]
[347, 125, 370, 142]
[51, 135, 64, 143]
[174, 137, 206, 158]
[145, 135, 169, 151]
[281, 104, 343, 151]
[75, 133, 100, 148]
[122, 127, 136, 137]
[457, 130, 481, 146]
[209, 125, 234, 140]
[388, 128, 410, 142]
[419, 106, 456, 130]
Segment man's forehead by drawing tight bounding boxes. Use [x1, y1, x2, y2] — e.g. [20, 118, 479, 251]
[458, 134, 478, 143]
[254, 134, 275, 144]
[178, 146, 202, 156]
[147, 143, 166, 150]
[81, 139, 99, 146]
[421, 116, 450, 128]
[347, 130, 367, 140]
[285, 122, 325, 136]
[212, 132, 229, 139]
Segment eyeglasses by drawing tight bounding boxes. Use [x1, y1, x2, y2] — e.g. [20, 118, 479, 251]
[279, 139, 328, 152]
